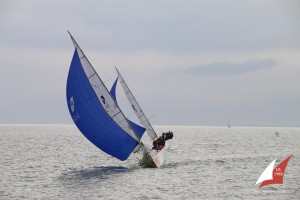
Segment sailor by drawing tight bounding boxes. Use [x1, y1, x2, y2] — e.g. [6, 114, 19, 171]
[157, 137, 165, 149]
[152, 136, 165, 150]
[162, 131, 173, 141]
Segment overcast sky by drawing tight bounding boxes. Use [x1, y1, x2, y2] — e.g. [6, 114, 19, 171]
[0, 0, 299, 126]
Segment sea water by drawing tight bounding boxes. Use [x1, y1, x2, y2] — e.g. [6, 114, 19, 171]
[0, 125, 299, 199]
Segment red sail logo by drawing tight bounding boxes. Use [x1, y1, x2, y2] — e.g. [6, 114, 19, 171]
[256, 155, 293, 188]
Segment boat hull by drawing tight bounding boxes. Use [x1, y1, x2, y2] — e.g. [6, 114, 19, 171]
[140, 141, 170, 168]
[150, 148, 167, 168]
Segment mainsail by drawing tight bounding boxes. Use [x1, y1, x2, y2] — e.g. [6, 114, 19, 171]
[116, 68, 158, 140]
[66, 32, 145, 161]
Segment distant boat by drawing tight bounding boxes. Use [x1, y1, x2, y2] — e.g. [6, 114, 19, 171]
[227, 118, 231, 128]
[66, 32, 172, 168]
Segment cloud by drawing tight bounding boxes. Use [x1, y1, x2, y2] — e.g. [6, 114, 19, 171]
[0, 1, 299, 52]
[185, 59, 277, 76]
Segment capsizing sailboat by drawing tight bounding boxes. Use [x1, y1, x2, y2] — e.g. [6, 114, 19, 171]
[66, 32, 173, 168]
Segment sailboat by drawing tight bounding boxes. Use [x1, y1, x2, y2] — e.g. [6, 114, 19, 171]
[227, 117, 231, 128]
[66, 32, 172, 168]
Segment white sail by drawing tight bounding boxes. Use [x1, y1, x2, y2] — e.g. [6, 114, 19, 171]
[116, 68, 158, 140]
[68, 32, 140, 142]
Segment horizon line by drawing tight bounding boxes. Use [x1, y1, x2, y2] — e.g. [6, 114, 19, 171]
[0, 123, 299, 128]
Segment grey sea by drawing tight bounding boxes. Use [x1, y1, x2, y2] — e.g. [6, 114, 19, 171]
[0, 125, 299, 200]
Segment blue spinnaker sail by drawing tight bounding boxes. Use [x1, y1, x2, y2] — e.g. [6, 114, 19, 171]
[66, 49, 139, 161]
[110, 77, 118, 101]
[128, 120, 145, 139]
[110, 77, 146, 139]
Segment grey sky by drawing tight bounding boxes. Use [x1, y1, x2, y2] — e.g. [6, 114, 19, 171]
[0, 0, 299, 126]
[185, 59, 277, 75]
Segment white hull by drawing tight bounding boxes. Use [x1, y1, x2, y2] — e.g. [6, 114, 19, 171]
[140, 141, 170, 168]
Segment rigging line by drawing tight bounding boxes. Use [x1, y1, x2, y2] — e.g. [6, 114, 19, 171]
[103, 78, 112, 84]
[139, 118, 153, 125]
[138, 114, 145, 119]
[111, 111, 121, 119]
[92, 84, 101, 88]
[88, 73, 96, 79]
[125, 111, 138, 119]
[89, 74, 110, 84]
[148, 114, 156, 120]
[114, 118, 132, 127]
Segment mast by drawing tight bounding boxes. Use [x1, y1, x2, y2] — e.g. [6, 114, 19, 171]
[116, 67, 158, 140]
[67, 31, 141, 142]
